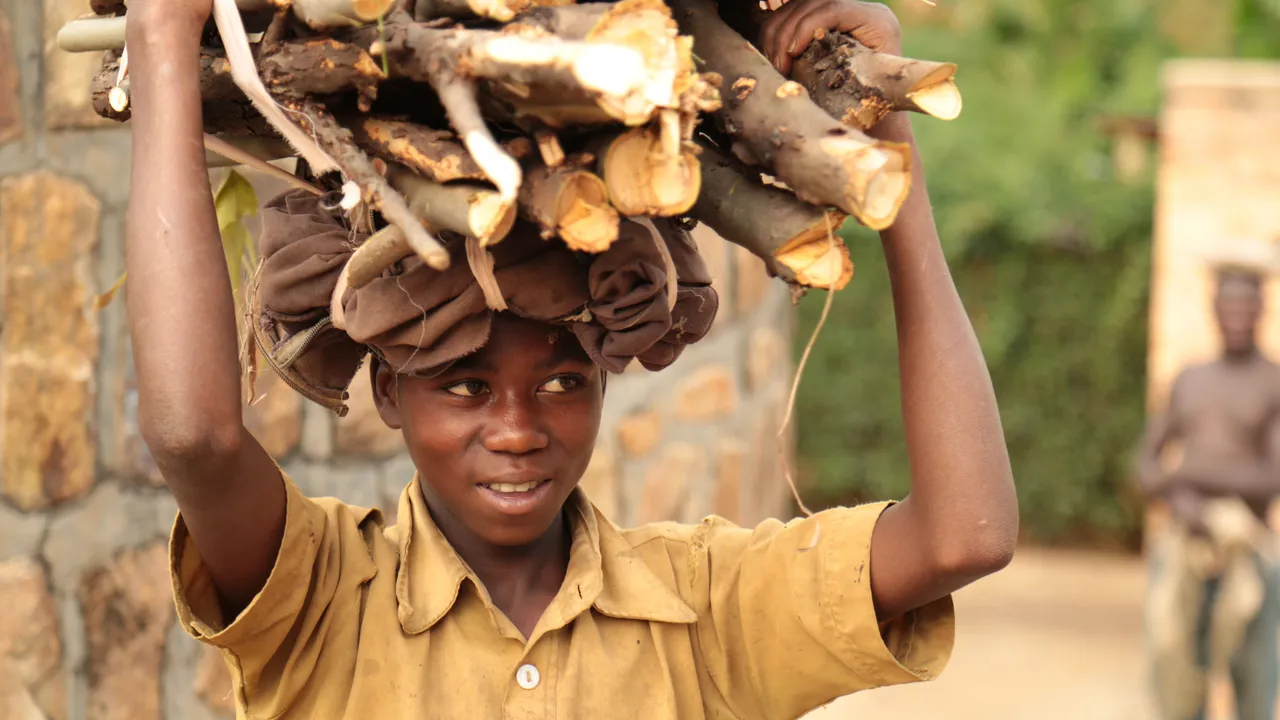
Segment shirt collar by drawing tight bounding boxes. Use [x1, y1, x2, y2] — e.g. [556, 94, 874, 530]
[393, 475, 696, 636]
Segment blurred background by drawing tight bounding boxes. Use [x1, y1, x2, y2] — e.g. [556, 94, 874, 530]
[0, 0, 1279, 719]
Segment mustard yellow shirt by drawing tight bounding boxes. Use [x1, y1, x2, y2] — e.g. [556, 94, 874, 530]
[170, 474, 954, 719]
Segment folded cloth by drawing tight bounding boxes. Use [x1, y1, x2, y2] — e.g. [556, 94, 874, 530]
[251, 191, 719, 414]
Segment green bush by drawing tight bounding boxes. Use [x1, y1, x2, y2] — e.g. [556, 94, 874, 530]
[793, 0, 1280, 546]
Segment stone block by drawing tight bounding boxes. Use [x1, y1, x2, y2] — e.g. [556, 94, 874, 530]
[334, 367, 403, 458]
[616, 410, 662, 458]
[1, 172, 101, 509]
[637, 443, 704, 524]
[734, 246, 773, 319]
[691, 225, 730, 331]
[194, 645, 236, 716]
[746, 402, 791, 524]
[244, 369, 303, 459]
[0, 558, 66, 720]
[672, 365, 738, 422]
[745, 325, 788, 393]
[79, 543, 174, 720]
[713, 439, 747, 523]
[43, 0, 113, 129]
[0, 8, 21, 145]
[579, 443, 620, 519]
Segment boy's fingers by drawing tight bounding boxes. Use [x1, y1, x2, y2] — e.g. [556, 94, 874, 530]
[786, 3, 844, 58]
[760, 0, 803, 72]
[774, 0, 836, 63]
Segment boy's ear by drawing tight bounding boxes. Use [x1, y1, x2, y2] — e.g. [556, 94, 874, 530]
[370, 359, 403, 430]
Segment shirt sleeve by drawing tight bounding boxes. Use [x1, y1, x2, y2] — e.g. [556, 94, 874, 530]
[689, 503, 955, 720]
[169, 471, 380, 715]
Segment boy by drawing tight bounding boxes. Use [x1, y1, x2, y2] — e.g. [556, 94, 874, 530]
[1139, 268, 1280, 720]
[124, 0, 1018, 717]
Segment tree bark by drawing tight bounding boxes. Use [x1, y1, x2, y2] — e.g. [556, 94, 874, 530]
[260, 38, 386, 112]
[671, 0, 911, 230]
[347, 117, 489, 183]
[388, 165, 517, 245]
[694, 142, 851, 289]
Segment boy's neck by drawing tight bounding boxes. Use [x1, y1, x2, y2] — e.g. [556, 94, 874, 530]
[425, 495, 572, 637]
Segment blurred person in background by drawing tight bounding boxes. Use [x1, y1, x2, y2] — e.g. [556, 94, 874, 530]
[1138, 266, 1280, 720]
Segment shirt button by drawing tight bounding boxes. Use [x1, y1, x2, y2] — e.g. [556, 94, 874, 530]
[516, 664, 540, 690]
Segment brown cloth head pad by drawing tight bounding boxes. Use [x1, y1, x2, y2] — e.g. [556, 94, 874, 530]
[252, 191, 719, 412]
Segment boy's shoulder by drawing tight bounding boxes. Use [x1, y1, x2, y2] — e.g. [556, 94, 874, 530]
[613, 514, 748, 551]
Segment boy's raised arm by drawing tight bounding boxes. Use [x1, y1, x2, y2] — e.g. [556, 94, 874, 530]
[126, 2, 286, 613]
[763, 0, 1019, 621]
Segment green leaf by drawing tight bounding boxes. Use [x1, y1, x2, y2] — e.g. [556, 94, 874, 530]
[214, 170, 261, 309]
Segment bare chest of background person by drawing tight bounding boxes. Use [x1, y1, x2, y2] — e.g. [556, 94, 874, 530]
[1179, 363, 1279, 461]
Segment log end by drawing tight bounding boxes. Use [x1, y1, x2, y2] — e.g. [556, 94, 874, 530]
[473, 194, 519, 246]
[603, 127, 701, 217]
[906, 79, 963, 121]
[776, 222, 854, 291]
[557, 173, 620, 253]
[352, 0, 399, 21]
[821, 136, 912, 231]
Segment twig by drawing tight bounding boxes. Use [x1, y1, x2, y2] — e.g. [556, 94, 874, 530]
[203, 134, 324, 195]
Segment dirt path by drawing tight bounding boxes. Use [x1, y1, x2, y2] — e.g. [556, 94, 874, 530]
[810, 548, 1160, 720]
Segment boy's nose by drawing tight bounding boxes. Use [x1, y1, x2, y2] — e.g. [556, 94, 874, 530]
[481, 395, 550, 455]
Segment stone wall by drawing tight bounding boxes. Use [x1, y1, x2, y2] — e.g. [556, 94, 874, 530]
[0, 2, 796, 717]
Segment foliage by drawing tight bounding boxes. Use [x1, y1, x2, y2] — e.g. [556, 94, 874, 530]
[793, 0, 1280, 546]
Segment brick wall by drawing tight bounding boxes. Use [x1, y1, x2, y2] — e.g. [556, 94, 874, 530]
[0, 2, 796, 717]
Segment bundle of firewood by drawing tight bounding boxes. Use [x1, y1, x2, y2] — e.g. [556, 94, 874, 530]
[58, 0, 961, 291]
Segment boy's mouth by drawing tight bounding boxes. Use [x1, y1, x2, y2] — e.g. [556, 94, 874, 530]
[483, 479, 546, 494]
[476, 477, 555, 515]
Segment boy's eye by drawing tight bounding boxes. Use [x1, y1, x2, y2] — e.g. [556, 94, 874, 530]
[540, 375, 583, 394]
[444, 380, 487, 398]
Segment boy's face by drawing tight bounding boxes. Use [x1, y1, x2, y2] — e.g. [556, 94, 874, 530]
[1215, 274, 1263, 357]
[373, 314, 603, 547]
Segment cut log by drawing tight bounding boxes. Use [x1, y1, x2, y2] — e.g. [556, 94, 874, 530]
[346, 225, 411, 289]
[519, 164, 619, 253]
[505, 0, 699, 126]
[259, 38, 386, 112]
[388, 165, 517, 245]
[791, 33, 961, 129]
[596, 126, 700, 217]
[671, 0, 910, 230]
[348, 118, 488, 183]
[693, 142, 851, 289]
[281, 97, 449, 269]
[56, 15, 126, 53]
[719, 3, 962, 129]
[361, 8, 689, 128]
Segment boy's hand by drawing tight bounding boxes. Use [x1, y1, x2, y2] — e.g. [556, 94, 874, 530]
[126, 0, 212, 44]
[760, 0, 901, 76]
